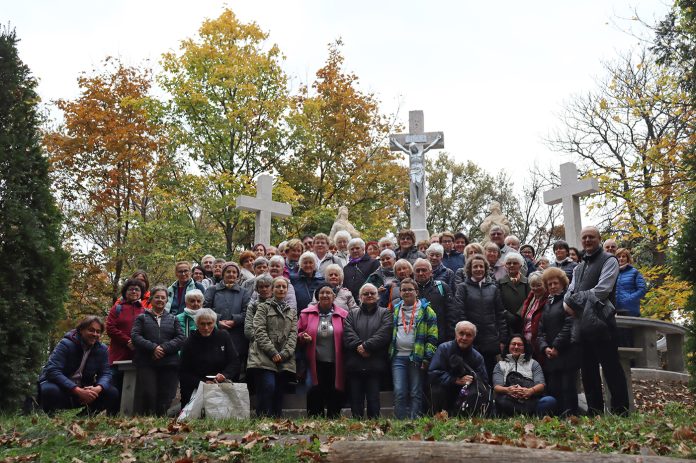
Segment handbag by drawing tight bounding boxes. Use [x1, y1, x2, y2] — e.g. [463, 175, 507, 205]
[178, 381, 250, 421]
[504, 371, 535, 389]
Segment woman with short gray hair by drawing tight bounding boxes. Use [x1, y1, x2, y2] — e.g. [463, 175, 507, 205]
[498, 252, 530, 333]
[176, 289, 204, 338]
[343, 237, 380, 301]
[324, 264, 359, 311]
[179, 308, 241, 406]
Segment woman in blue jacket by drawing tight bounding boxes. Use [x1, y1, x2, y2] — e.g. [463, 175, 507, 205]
[615, 248, 647, 317]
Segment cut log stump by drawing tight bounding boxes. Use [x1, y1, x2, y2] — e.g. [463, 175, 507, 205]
[326, 440, 691, 463]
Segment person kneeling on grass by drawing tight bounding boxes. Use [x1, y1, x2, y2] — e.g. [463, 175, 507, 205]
[38, 316, 119, 415]
[492, 334, 556, 417]
[179, 308, 241, 406]
[428, 321, 488, 416]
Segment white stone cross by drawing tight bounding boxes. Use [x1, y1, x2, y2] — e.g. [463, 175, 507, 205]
[543, 162, 599, 248]
[236, 174, 292, 247]
[389, 110, 444, 242]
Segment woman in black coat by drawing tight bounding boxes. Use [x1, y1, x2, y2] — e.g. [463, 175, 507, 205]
[179, 308, 241, 405]
[537, 267, 579, 416]
[131, 285, 185, 416]
[449, 254, 509, 383]
[343, 283, 393, 418]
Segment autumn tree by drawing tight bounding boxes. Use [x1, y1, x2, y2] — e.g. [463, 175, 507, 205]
[424, 152, 518, 240]
[550, 49, 695, 267]
[158, 8, 291, 256]
[654, 0, 696, 380]
[281, 41, 407, 239]
[45, 58, 164, 303]
[0, 28, 69, 409]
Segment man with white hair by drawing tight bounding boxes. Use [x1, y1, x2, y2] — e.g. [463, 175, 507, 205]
[428, 321, 488, 415]
[201, 254, 215, 279]
[427, 243, 455, 288]
[342, 238, 380, 300]
[503, 235, 520, 251]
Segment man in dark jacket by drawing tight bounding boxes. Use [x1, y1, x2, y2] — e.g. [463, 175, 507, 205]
[343, 238, 380, 300]
[39, 316, 119, 415]
[343, 283, 393, 418]
[565, 226, 627, 415]
[413, 258, 453, 344]
[429, 321, 487, 415]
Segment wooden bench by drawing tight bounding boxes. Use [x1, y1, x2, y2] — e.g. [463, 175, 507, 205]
[615, 316, 687, 372]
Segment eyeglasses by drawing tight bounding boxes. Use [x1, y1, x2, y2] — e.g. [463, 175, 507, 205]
[177, 269, 190, 274]
[400, 288, 416, 292]
[127, 287, 141, 292]
[361, 292, 377, 296]
[414, 268, 429, 273]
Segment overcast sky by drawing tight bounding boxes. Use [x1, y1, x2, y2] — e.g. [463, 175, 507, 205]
[6, 0, 669, 176]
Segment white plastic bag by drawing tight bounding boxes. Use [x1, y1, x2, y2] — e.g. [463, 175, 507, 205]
[178, 381, 250, 421]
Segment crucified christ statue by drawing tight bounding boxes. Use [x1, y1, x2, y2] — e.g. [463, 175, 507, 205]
[390, 134, 442, 207]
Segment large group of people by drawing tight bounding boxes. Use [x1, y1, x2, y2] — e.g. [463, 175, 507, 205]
[38, 224, 646, 419]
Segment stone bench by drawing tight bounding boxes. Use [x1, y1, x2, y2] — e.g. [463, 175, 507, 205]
[113, 360, 137, 416]
[615, 316, 686, 372]
[602, 347, 642, 412]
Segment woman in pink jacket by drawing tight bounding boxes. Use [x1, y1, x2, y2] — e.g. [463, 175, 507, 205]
[297, 283, 348, 417]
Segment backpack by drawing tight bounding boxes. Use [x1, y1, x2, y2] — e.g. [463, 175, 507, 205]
[450, 355, 493, 417]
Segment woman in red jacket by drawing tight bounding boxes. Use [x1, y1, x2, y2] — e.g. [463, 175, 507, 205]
[106, 278, 146, 391]
[297, 283, 348, 417]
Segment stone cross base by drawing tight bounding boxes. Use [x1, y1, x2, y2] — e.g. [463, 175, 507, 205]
[412, 228, 430, 243]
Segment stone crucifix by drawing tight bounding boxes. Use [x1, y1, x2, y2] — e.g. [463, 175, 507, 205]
[235, 174, 292, 247]
[389, 110, 444, 242]
[543, 162, 599, 248]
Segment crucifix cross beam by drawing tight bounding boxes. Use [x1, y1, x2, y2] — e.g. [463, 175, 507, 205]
[236, 174, 292, 246]
[543, 162, 599, 249]
[389, 110, 445, 149]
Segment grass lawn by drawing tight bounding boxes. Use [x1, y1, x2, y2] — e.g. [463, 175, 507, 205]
[2, 403, 696, 462]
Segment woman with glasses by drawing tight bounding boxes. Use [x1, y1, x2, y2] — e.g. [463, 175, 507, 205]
[166, 261, 205, 316]
[106, 278, 146, 392]
[343, 283, 393, 418]
[389, 278, 438, 419]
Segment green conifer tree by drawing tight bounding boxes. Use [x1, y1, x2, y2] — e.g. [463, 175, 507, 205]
[0, 27, 69, 410]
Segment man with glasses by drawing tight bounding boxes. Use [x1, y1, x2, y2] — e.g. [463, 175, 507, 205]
[343, 283, 393, 418]
[166, 261, 205, 316]
[413, 259, 453, 344]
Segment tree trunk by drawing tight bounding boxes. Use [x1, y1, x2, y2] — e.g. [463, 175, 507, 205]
[327, 441, 690, 463]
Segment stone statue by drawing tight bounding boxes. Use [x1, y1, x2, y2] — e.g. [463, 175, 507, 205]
[390, 134, 442, 207]
[329, 205, 361, 239]
[480, 201, 511, 240]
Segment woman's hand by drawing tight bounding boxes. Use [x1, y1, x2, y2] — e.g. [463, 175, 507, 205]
[545, 347, 558, 359]
[272, 354, 282, 363]
[153, 345, 165, 359]
[127, 339, 134, 350]
[215, 373, 226, 383]
[455, 375, 473, 386]
[301, 332, 312, 343]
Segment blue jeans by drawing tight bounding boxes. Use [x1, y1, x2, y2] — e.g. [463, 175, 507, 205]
[392, 356, 424, 419]
[536, 396, 558, 416]
[255, 370, 286, 417]
[39, 381, 119, 415]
